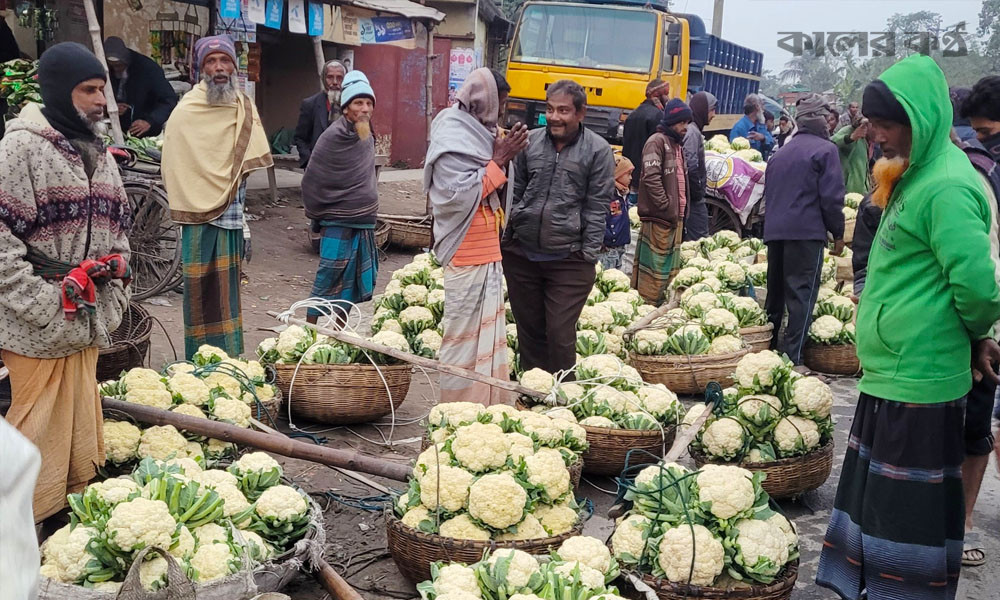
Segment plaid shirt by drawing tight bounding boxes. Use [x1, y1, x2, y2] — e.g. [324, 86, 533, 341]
[210, 181, 247, 230]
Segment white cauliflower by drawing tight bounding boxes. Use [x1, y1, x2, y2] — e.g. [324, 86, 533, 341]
[434, 564, 482, 598]
[106, 497, 176, 551]
[212, 396, 252, 427]
[682, 291, 721, 316]
[213, 483, 252, 522]
[192, 523, 229, 546]
[554, 562, 605, 589]
[809, 315, 844, 343]
[138, 555, 169, 590]
[371, 330, 411, 353]
[103, 420, 142, 464]
[506, 432, 537, 461]
[193, 468, 239, 489]
[167, 372, 211, 406]
[170, 525, 196, 560]
[592, 387, 641, 415]
[255, 484, 308, 521]
[520, 368, 555, 394]
[682, 403, 710, 427]
[122, 368, 165, 391]
[402, 283, 429, 305]
[767, 513, 799, 555]
[673, 266, 705, 288]
[417, 329, 444, 354]
[171, 403, 207, 421]
[535, 503, 579, 536]
[657, 524, 725, 586]
[497, 514, 549, 541]
[399, 305, 435, 327]
[124, 387, 173, 410]
[520, 412, 564, 445]
[577, 353, 625, 379]
[708, 334, 744, 355]
[611, 514, 653, 561]
[438, 513, 491, 541]
[715, 261, 747, 286]
[701, 308, 740, 337]
[419, 465, 475, 513]
[631, 328, 670, 355]
[701, 417, 746, 460]
[580, 416, 618, 428]
[90, 477, 141, 505]
[468, 472, 527, 529]
[276, 325, 312, 359]
[451, 423, 509, 472]
[524, 448, 571, 500]
[486, 549, 540, 588]
[544, 407, 578, 423]
[578, 304, 615, 331]
[190, 542, 237, 582]
[734, 350, 787, 389]
[731, 518, 790, 578]
[790, 376, 834, 418]
[637, 385, 679, 419]
[401, 505, 432, 529]
[413, 443, 454, 476]
[429, 401, 486, 428]
[736, 394, 782, 425]
[235, 528, 273, 561]
[558, 536, 612, 574]
[40, 524, 99, 583]
[774, 416, 822, 455]
[138, 425, 189, 461]
[598, 268, 631, 293]
[695, 464, 756, 520]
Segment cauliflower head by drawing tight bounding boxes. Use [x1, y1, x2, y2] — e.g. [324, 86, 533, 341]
[809, 315, 844, 343]
[167, 372, 211, 406]
[434, 564, 482, 598]
[520, 368, 555, 394]
[520, 412, 564, 445]
[256, 484, 308, 521]
[774, 416, 821, 456]
[138, 425, 189, 461]
[610, 514, 653, 562]
[790, 376, 834, 418]
[734, 350, 787, 389]
[535, 503, 579, 536]
[731, 518, 790, 578]
[40, 524, 99, 583]
[553, 562, 605, 589]
[708, 334, 744, 355]
[420, 465, 475, 513]
[468, 473, 527, 529]
[506, 432, 537, 462]
[401, 505, 432, 529]
[580, 416, 618, 428]
[524, 448, 571, 500]
[190, 542, 237, 582]
[558, 535, 612, 574]
[429, 401, 486, 429]
[657, 524, 725, 586]
[695, 464, 755, 520]
[212, 396, 252, 427]
[106, 497, 176, 551]
[438, 513, 491, 541]
[487, 549, 540, 589]
[103, 420, 142, 464]
[701, 417, 746, 460]
[497, 514, 549, 541]
[125, 387, 174, 410]
[451, 422, 509, 472]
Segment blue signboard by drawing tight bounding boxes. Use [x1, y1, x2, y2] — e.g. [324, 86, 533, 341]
[220, 0, 241, 19]
[265, 0, 284, 29]
[308, 2, 324, 36]
[359, 16, 413, 44]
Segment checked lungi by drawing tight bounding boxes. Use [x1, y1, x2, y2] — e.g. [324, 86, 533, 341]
[816, 393, 966, 600]
[182, 224, 244, 359]
[632, 220, 683, 306]
[307, 224, 378, 319]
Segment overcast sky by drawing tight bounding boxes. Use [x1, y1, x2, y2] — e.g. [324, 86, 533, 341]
[679, 0, 985, 72]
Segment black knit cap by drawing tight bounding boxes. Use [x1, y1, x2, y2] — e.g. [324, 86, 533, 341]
[38, 42, 107, 141]
[862, 79, 910, 126]
[659, 98, 693, 128]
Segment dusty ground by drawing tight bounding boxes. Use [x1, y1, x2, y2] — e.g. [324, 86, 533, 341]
[135, 180, 999, 600]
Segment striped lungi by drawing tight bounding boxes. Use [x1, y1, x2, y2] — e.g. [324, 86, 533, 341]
[439, 261, 509, 405]
[307, 224, 378, 319]
[632, 220, 683, 306]
[816, 393, 966, 600]
[182, 224, 244, 359]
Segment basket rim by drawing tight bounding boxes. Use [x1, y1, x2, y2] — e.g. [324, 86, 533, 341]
[634, 559, 799, 596]
[689, 440, 834, 470]
[629, 346, 750, 365]
[385, 509, 583, 551]
[272, 362, 414, 373]
[100, 303, 154, 355]
[739, 323, 774, 334]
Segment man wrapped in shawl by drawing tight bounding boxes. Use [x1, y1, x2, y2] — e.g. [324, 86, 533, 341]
[424, 68, 528, 404]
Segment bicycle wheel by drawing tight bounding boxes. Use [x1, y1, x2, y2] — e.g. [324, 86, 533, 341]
[125, 181, 181, 300]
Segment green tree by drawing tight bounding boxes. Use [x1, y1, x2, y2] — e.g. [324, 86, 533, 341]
[978, 0, 1000, 69]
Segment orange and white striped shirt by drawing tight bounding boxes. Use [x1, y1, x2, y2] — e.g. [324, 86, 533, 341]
[451, 161, 507, 267]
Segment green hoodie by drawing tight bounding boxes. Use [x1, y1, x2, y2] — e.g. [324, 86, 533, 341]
[857, 55, 1000, 403]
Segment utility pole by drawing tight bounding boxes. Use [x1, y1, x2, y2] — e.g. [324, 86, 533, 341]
[712, 0, 723, 37]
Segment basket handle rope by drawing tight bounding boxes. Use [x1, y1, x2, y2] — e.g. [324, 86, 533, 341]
[117, 546, 196, 599]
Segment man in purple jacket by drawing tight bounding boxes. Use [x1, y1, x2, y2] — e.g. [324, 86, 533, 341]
[762, 94, 846, 365]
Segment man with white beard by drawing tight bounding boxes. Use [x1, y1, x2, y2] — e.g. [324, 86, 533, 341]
[300, 70, 379, 325]
[162, 35, 273, 359]
[0, 42, 131, 523]
[294, 59, 347, 168]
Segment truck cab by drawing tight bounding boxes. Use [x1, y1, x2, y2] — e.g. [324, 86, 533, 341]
[503, 0, 763, 143]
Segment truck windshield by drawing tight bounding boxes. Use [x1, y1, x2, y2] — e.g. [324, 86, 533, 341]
[511, 4, 657, 73]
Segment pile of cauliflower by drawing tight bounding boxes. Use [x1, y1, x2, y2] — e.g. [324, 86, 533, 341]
[416, 537, 624, 600]
[705, 135, 767, 171]
[39, 455, 312, 592]
[808, 285, 857, 346]
[843, 192, 862, 222]
[688, 351, 835, 464]
[628, 292, 756, 358]
[395, 403, 586, 542]
[517, 355, 682, 432]
[611, 460, 798, 587]
[101, 348, 280, 467]
[675, 232, 766, 291]
[257, 320, 413, 368]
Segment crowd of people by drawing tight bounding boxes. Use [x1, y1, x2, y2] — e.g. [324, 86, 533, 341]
[1, 31, 1000, 600]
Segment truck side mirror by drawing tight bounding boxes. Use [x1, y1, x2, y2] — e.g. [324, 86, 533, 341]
[666, 22, 682, 56]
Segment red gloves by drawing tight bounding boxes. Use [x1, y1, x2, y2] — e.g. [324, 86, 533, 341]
[60, 255, 132, 320]
[100, 254, 131, 287]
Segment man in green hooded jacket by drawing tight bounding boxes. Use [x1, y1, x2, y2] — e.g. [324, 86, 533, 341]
[832, 118, 877, 195]
[816, 55, 1000, 600]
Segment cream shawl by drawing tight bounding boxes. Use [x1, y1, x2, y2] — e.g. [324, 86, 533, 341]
[162, 82, 273, 223]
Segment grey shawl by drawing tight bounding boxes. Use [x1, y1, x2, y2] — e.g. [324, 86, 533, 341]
[424, 107, 512, 266]
[301, 117, 378, 224]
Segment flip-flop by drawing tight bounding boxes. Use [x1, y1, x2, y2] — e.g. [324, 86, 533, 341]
[963, 531, 986, 567]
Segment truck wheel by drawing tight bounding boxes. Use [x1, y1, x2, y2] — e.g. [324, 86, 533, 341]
[705, 196, 742, 237]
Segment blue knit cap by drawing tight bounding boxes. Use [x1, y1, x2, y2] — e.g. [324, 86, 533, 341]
[341, 70, 376, 108]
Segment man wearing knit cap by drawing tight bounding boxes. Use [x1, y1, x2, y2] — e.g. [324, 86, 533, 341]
[623, 80, 671, 199]
[294, 59, 347, 168]
[817, 55, 1000, 600]
[682, 91, 716, 240]
[761, 93, 844, 367]
[632, 98, 691, 304]
[301, 70, 379, 325]
[103, 36, 177, 137]
[162, 34, 273, 359]
[0, 42, 132, 522]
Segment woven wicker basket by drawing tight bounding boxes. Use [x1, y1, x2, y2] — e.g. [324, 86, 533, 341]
[386, 511, 583, 583]
[272, 363, 412, 424]
[97, 303, 153, 381]
[629, 347, 750, 395]
[250, 386, 284, 426]
[740, 323, 773, 354]
[690, 442, 834, 499]
[803, 342, 860, 376]
[375, 220, 391, 250]
[389, 220, 432, 249]
[844, 218, 856, 244]
[581, 424, 675, 476]
[633, 561, 798, 600]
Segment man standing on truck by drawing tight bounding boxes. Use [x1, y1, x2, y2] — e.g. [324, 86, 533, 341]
[503, 79, 615, 374]
[729, 95, 774, 159]
[623, 80, 670, 200]
[682, 91, 716, 241]
[633, 98, 692, 304]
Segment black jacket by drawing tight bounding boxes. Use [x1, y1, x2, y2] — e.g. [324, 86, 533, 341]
[503, 126, 615, 263]
[851, 195, 881, 296]
[622, 99, 662, 189]
[294, 92, 337, 167]
[110, 50, 177, 136]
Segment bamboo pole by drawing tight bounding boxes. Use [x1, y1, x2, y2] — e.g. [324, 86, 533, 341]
[82, 0, 124, 145]
[312, 36, 326, 92]
[102, 398, 412, 482]
[267, 311, 547, 400]
[315, 559, 365, 600]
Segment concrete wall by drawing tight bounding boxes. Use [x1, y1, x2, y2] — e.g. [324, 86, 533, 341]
[258, 34, 321, 138]
[428, 0, 475, 40]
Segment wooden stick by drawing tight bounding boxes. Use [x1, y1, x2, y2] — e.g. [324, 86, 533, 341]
[624, 290, 680, 335]
[377, 213, 431, 222]
[663, 397, 717, 463]
[268, 311, 546, 400]
[315, 557, 365, 600]
[103, 398, 412, 482]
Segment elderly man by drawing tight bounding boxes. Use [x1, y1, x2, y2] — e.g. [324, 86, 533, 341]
[762, 94, 845, 366]
[682, 91, 716, 240]
[503, 80, 615, 374]
[103, 36, 177, 137]
[817, 55, 1000, 600]
[163, 35, 273, 359]
[301, 70, 380, 325]
[633, 99, 692, 305]
[730, 95, 774, 157]
[0, 42, 131, 522]
[294, 60, 347, 168]
[425, 68, 528, 404]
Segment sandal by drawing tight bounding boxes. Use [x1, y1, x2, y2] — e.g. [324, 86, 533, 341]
[963, 531, 986, 567]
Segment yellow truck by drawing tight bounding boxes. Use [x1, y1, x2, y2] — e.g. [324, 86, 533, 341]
[503, 0, 764, 142]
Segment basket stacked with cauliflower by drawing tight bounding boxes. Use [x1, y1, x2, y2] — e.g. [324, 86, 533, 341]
[256, 322, 413, 424]
[843, 192, 862, 243]
[415, 537, 624, 600]
[388, 402, 589, 582]
[803, 287, 860, 375]
[514, 356, 680, 476]
[685, 350, 835, 499]
[609, 459, 798, 599]
[38, 453, 320, 596]
[705, 135, 768, 173]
